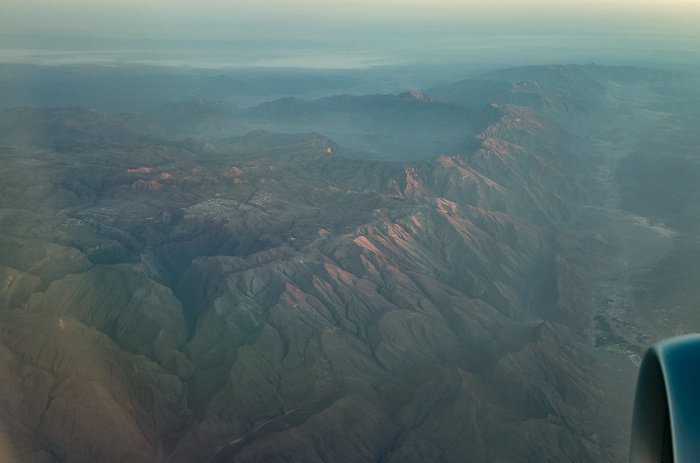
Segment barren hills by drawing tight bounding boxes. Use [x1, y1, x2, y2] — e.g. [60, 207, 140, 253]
[0, 63, 699, 462]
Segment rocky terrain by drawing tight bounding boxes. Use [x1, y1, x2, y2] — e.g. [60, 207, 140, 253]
[0, 63, 698, 462]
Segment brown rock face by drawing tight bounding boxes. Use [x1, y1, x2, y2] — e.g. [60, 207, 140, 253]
[1, 64, 697, 462]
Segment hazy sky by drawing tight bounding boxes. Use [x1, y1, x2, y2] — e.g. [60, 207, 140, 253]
[2, 0, 699, 68]
[5, 0, 700, 37]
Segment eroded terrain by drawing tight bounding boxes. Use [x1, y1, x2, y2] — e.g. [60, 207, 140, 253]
[0, 64, 698, 462]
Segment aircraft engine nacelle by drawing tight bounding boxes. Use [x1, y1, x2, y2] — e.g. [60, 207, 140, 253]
[630, 333, 700, 463]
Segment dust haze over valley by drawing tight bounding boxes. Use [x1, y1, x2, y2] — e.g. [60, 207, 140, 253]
[2, 1, 700, 462]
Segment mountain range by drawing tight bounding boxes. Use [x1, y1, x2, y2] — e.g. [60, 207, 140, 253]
[0, 63, 699, 462]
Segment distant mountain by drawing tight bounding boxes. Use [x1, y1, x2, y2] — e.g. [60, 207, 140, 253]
[427, 65, 611, 125]
[581, 63, 700, 86]
[0, 63, 368, 113]
[147, 100, 247, 140]
[243, 92, 496, 160]
[0, 106, 160, 147]
[424, 79, 514, 106]
[244, 96, 318, 124]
